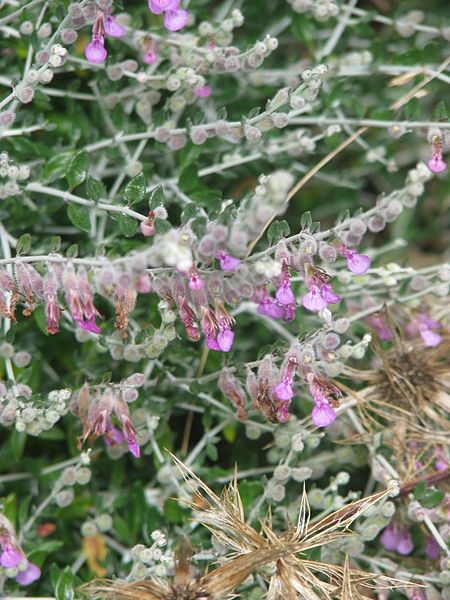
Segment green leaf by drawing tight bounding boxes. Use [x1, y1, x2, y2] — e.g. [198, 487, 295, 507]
[413, 481, 426, 500]
[154, 218, 171, 234]
[370, 108, 395, 121]
[43, 152, 73, 184]
[404, 98, 421, 121]
[66, 150, 89, 190]
[86, 175, 105, 201]
[179, 164, 200, 193]
[116, 214, 138, 237]
[300, 211, 312, 229]
[181, 203, 198, 224]
[124, 172, 146, 206]
[16, 233, 31, 255]
[433, 100, 448, 122]
[66, 243, 79, 258]
[51, 236, 62, 252]
[267, 220, 290, 245]
[421, 489, 445, 509]
[51, 565, 74, 600]
[148, 184, 165, 209]
[67, 204, 91, 233]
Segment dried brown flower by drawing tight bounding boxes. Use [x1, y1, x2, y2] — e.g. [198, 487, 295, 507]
[84, 456, 411, 600]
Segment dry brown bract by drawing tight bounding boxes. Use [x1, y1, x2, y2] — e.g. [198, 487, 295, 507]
[85, 456, 410, 600]
[338, 323, 450, 480]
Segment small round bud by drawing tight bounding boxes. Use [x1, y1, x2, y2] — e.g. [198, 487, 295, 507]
[96, 514, 113, 531]
[166, 76, 181, 91]
[13, 351, 32, 368]
[56, 489, 74, 507]
[61, 28, 78, 44]
[76, 467, 92, 485]
[368, 214, 386, 233]
[38, 22, 52, 39]
[15, 86, 35, 104]
[19, 21, 34, 35]
[81, 521, 98, 537]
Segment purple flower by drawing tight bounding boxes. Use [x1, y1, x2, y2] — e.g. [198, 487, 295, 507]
[396, 529, 413, 555]
[302, 286, 328, 312]
[0, 542, 22, 568]
[283, 303, 296, 322]
[195, 85, 212, 98]
[427, 136, 447, 173]
[274, 379, 294, 401]
[188, 271, 205, 291]
[303, 267, 340, 312]
[380, 523, 398, 551]
[217, 328, 234, 352]
[104, 15, 126, 37]
[148, 0, 179, 14]
[206, 335, 221, 350]
[164, 8, 189, 31]
[85, 34, 107, 63]
[217, 252, 241, 271]
[277, 402, 291, 423]
[420, 329, 441, 347]
[143, 51, 158, 64]
[15, 562, 41, 586]
[425, 537, 440, 560]
[311, 402, 336, 427]
[406, 313, 441, 347]
[338, 245, 371, 275]
[428, 155, 446, 173]
[257, 294, 285, 320]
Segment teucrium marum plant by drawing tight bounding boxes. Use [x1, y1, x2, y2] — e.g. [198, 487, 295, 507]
[0, 0, 449, 597]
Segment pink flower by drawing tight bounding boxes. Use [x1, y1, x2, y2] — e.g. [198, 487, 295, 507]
[339, 245, 371, 275]
[274, 379, 294, 401]
[427, 136, 447, 173]
[257, 292, 285, 320]
[302, 287, 328, 312]
[85, 34, 107, 63]
[148, 0, 179, 14]
[217, 328, 234, 352]
[307, 372, 341, 427]
[195, 85, 212, 98]
[276, 260, 295, 306]
[217, 251, 241, 271]
[164, 8, 189, 31]
[428, 155, 446, 173]
[396, 529, 413, 555]
[178, 296, 200, 341]
[104, 15, 126, 37]
[188, 271, 205, 291]
[15, 562, 41, 586]
[206, 335, 220, 350]
[380, 523, 398, 551]
[143, 51, 158, 64]
[277, 402, 291, 422]
[0, 542, 22, 568]
[283, 303, 296, 322]
[365, 314, 393, 341]
[311, 402, 336, 427]
[425, 537, 440, 560]
[303, 267, 340, 312]
[406, 313, 441, 347]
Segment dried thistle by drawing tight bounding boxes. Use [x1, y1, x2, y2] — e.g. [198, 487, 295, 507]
[339, 311, 450, 479]
[84, 456, 412, 600]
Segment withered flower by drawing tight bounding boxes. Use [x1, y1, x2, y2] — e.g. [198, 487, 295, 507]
[84, 456, 410, 599]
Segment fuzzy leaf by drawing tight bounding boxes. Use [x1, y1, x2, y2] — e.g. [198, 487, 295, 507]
[124, 173, 146, 206]
[116, 214, 138, 237]
[67, 204, 91, 233]
[16, 233, 31, 255]
[86, 176, 105, 201]
[433, 100, 448, 122]
[267, 220, 290, 245]
[148, 184, 165, 209]
[51, 564, 74, 600]
[66, 150, 89, 190]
